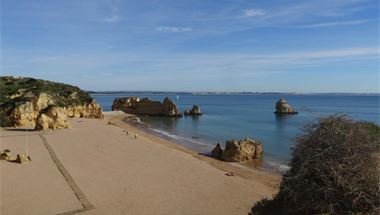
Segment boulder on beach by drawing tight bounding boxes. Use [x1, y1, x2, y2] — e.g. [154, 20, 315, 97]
[112, 96, 182, 117]
[211, 143, 223, 159]
[274, 98, 298, 114]
[15, 153, 31, 164]
[0, 149, 12, 161]
[184, 105, 203, 116]
[211, 138, 263, 162]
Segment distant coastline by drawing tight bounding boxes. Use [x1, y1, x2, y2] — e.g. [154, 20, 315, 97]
[88, 91, 380, 96]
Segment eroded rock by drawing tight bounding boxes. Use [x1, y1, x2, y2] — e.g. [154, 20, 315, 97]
[0, 149, 12, 161]
[66, 100, 103, 119]
[184, 105, 203, 116]
[211, 143, 223, 159]
[35, 106, 70, 130]
[211, 138, 263, 162]
[15, 153, 31, 164]
[0, 76, 104, 129]
[9, 93, 54, 127]
[274, 98, 298, 114]
[112, 96, 182, 117]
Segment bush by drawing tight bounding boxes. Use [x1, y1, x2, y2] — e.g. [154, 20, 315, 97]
[0, 111, 11, 127]
[0, 76, 93, 107]
[251, 115, 380, 215]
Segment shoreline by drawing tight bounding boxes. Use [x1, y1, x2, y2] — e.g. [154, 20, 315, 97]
[1, 111, 281, 214]
[105, 111, 282, 186]
[114, 111, 289, 175]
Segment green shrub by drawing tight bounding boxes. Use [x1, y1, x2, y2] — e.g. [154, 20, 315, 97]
[0, 76, 93, 107]
[0, 111, 11, 127]
[251, 115, 380, 215]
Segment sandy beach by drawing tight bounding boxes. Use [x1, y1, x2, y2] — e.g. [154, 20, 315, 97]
[0, 112, 280, 215]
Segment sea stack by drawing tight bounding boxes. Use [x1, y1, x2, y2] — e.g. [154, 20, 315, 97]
[274, 98, 298, 114]
[184, 105, 203, 116]
[112, 96, 182, 117]
[211, 138, 263, 162]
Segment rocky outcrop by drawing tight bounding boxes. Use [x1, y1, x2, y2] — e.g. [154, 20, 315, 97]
[211, 138, 263, 162]
[66, 100, 103, 119]
[211, 143, 223, 159]
[8, 93, 54, 127]
[112, 97, 182, 117]
[35, 106, 70, 130]
[15, 153, 31, 164]
[184, 105, 203, 116]
[274, 98, 298, 114]
[6, 95, 103, 128]
[0, 149, 12, 161]
[0, 76, 104, 129]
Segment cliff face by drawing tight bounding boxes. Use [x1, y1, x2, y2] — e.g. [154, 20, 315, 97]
[112, 96, 182, 117]
[0, 76, 103, 129]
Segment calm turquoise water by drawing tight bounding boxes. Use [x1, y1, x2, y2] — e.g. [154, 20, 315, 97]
[92, 93, 380, 170]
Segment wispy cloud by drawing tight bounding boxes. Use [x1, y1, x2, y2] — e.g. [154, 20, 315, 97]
[104, 14, 120, 23]
[4, 46, 378, 92]
[156, 26, 193, 33]
[296, 19, 369, 28]
[21, 47, 379, 72]
[243, 9, 266, 17]
[273, 47, 379, 59]
[103, 0, 121, 23]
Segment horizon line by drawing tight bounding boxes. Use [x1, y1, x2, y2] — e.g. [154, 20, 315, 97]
[87, 90, 380, 95]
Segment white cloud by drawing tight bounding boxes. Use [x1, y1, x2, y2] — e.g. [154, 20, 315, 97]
[103, 14, 120, 23]
[156, 26, 192, 33]
[286, 47, 380, 59]
[243, 9, 266, 17]
[296, 19, 369, 28]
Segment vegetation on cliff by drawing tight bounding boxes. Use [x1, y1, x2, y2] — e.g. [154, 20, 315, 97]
[0, 76, 92, 106]
[250, 115, 380, 214]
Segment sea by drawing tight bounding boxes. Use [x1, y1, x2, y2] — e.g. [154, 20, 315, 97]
[92, 93, 380, 171]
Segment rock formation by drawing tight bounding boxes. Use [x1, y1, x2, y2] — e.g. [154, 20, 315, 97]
[211, 143, 223, 159]
[35, 106, 70, 130]
[211, 138, 263, 162]
[0, 149, 12, 161]
[184, 105, 203, 116]
[112, 97, 182, 117]
[15, 153, 31, 164]
[0, 76, 104, 129]
[6, 94, 102, 129]
[65, 100, 103, 119]
[8, 93, 54, 127]
[274, 98, 298, 114]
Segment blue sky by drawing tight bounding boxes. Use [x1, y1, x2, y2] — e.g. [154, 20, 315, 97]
[1, 0, 379, 92]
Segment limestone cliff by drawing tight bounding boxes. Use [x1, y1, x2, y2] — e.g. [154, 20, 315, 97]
[0, 76, 103, 129]
[35, 106, 70, 130]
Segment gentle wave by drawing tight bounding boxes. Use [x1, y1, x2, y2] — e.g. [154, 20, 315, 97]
[264, 160, 290, 173]
[150, 128, 213, 147]
[134, 117, 143, 124]
[151, 128, 181, 139]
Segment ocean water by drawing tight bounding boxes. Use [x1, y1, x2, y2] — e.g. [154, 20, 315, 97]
[92, 93, 380, 169]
